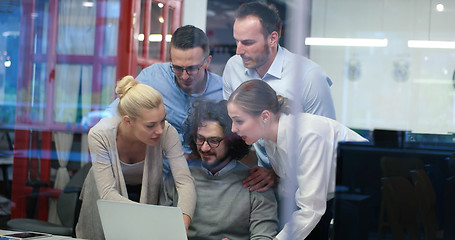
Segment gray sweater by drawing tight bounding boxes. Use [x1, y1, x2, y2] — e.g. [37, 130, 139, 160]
[161, 160, 278, 240]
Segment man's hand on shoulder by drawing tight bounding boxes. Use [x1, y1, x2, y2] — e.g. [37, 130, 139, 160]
[242, 166, 278, 192]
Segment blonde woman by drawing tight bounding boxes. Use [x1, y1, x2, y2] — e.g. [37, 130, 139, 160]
[76, 76, 196, 240]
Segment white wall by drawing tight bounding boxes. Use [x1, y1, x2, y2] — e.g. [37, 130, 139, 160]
[310, 0, 455, 134]
[182, 0, 208, 31]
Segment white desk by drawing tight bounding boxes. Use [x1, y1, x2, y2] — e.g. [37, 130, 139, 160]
[0, 230, 84, 239]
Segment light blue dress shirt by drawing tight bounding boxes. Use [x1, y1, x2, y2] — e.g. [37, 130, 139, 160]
[136, 62, 223, 139]
[105, 62, 223, 174]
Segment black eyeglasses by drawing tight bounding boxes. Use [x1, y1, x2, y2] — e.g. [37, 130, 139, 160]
[194, 134, 224, 148]
[170, 56, 208, 76]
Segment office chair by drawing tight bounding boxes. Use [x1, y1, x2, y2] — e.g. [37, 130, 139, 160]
[7, 162, 91, 237]
[0, 129, 14, 198]
[410, 169, 440, 240]
[377, 156, 423, 240]
[380, 156, 424, 178]
[378, 176, 420, 240]
[444, 176, 455, 240]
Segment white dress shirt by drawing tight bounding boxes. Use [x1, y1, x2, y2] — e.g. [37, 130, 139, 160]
[223, 46, 336, 119]
[264, 113, 367, 240]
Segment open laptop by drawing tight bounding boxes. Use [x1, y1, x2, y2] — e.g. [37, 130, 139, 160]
[97, 199, 187, 240]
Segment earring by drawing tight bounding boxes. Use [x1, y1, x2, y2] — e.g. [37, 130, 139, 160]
[263, 120, 267, 124]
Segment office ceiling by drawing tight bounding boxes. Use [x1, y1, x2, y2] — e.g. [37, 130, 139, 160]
[206, 0, 288, 28]
[206, 0, 289, 46]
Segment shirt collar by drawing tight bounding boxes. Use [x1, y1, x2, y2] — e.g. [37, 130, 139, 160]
[276, 113, 289, 150]
[244, 46, 285, 80]
[266, 113, 290, 155]
[201, 160, 237, 176]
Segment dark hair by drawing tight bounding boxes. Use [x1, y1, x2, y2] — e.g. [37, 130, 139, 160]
[235, 1, 282, 38]
[186, 99, 250, 161]
[170, 25, 210, 57]
[228, 79, 290, 116]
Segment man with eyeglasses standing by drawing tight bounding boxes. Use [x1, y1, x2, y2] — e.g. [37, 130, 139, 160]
[137, 25, 222, 145]
[106, 25, 222, 174]
[161, 99, 278, 240]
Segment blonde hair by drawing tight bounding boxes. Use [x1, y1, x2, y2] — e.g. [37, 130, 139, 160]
[116, 75, 163, 120]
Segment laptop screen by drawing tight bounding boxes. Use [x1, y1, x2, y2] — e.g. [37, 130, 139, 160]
[97, 199, 187, 240]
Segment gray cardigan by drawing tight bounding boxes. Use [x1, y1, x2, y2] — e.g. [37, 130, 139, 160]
[76, 117, 196, 240]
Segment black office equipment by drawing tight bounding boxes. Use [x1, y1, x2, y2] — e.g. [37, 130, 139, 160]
[334, 140, 454, 240]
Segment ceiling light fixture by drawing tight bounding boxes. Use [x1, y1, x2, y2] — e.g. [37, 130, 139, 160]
[147, 34, 172, 42]
[436, 3, 444, 12]
[82, 1, 94, 7]
[305, 37, 388, 47]
[408, 40, 455, 49]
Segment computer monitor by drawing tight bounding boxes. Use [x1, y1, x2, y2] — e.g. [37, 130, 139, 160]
[333, 141, 454, 240]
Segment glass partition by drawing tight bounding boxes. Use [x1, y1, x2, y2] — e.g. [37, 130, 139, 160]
[148, 2, 163, 59]
[0, 0, 122, 223]
[165, 7, 174, 61]
[1, 0, 181, 225]
[309, 0, 455, 135]
[2, 0, 452, 239]
[205, 1, 455, 240]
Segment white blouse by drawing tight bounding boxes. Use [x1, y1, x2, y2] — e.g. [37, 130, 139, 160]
[264, 113, 367, 240]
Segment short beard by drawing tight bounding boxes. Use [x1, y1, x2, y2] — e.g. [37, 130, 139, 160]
[201, 152, 231, 171]
[253, 43, 271, 69]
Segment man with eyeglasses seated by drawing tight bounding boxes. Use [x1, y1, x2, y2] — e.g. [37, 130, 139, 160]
[160, 99, 278, 240]
[106, 25, 223, 174]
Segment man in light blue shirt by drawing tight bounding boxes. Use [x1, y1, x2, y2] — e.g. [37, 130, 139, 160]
[106, 25, 223, 173]
[223, 2, 336, 192]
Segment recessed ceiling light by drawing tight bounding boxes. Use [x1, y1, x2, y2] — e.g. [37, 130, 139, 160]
[436, 3, 444, 12]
